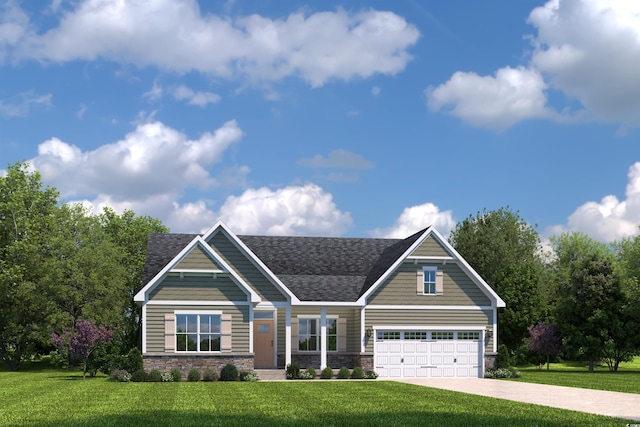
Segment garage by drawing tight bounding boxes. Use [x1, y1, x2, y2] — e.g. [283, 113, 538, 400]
[374, 330, 483, 378]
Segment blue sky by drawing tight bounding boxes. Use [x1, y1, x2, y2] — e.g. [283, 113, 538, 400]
[1, 0, 640, 242]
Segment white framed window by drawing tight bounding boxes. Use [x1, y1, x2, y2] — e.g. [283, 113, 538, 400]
[423, 266, 437, 294]
[176, 313, 221, 352]
[298, 317, 339, 352]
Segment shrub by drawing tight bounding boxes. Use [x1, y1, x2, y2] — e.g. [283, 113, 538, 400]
[161, 372, 174, 382]
[148, 369, 163, 382]
[351, 366, 365, 379]
[124, 348, 144, 373]
[202, 368, 218, 382]
[170, 368, 182, 382]
[110, 369, 131, 382]
[188, 368, 201, 382]
[485, 367, 522, 379]
[337, 367, 350, 379]
[220, 363, 238, 381]
[286, 363, 300, 380]
[306, 367, 316, 378]
[496, 344, 512, 369]
[131, 369, 148, 382]
[242, 371, 260, 382]
[321, 367, 333, 379]
[364, 370, 378, 379]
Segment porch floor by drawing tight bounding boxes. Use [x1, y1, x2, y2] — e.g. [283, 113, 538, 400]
[254, 369, 287, 381]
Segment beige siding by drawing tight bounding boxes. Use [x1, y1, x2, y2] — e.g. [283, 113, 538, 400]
[146, 304, 250, 353]
[364, 308, 493, 352]
[290, 307, 361, 353]
[368, 261, 491, 306]
[210, 233, 287, 302]
[175, 245, 223, 270]
[149, 275, 247, 301]
[410, 236, 451, 257]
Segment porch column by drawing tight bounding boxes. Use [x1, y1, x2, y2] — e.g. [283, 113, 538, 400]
[320, 308, 327, 369]
[285, 306, 292, 367]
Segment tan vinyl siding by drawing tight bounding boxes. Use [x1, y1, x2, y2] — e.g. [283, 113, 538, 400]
[368, 261, 491, 306]
[290, 307, 361, 353]
[145, 304, 250, 353]
[364, 308, 493, 352]
[174, 245, 223, 270]
[210, 233, 287, 302]
[149, 275, 247, 301]
[410, 236, 451, 257]
[277, 309, 286, 354]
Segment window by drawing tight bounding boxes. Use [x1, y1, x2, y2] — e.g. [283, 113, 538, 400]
[431, 331, 454, 340]
[176, 314, 221, 352]
[458, 331, 480, 341]
[423, 266, 437, 294]
[377, 331, 401, 340]
[404, 331, 427, 340]
[298, 318, 338, 352]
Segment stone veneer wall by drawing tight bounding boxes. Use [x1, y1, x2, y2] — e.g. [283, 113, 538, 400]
[484, 352, 497, 370]
[278, 353, 374, 371]
[143, 354, 253, 378]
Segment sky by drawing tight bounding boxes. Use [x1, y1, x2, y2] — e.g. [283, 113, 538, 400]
[1, 0, 640, 243]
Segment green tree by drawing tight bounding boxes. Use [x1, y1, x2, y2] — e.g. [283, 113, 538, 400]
[99, 207, 168, 350]
[449, 207, 544, 350]
[0, 162, 59, 370]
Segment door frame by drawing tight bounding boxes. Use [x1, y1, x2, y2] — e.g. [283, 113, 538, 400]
[253, 309, 277, 368]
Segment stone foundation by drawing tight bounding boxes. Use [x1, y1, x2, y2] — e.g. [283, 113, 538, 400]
[143, 353, 253, 378]
[484, 352, 497, 370]
[277, 353, 374, 371]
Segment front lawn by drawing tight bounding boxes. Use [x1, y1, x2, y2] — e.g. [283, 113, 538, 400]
[509, 357, 640, 394]
[0, 364, 629, 426]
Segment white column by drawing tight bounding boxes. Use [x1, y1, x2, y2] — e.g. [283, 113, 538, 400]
[360, 307, 366, 352]
[285, 306, 292, 366]
[320, 308, 327, 369]
[141, 304, 147, 353]
[492, 308, 498, 353]
[248, 306, 254, 353]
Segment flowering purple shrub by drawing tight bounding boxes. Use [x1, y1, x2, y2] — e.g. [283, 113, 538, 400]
[51, 318, 113, 379]
[527, 322, 562, 370]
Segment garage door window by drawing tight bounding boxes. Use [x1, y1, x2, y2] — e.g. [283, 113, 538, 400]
[431, 331, 454, 340]
[458, 331, 480, 340]
[377, 331, 400, 340]
[404, 331, 427, 340]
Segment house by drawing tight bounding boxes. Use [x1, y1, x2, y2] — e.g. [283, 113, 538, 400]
[134, 221, 505, 379]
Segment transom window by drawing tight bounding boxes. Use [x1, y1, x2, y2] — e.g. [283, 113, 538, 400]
[423, 266, 437, 294]
[458, 331, 480, 341]
[404, 331, 428, 340]
[298, 318, 338, 352]
[176, 314, 221, 352]
[377, 331, 401, 340]
[431, 331, 454, 340]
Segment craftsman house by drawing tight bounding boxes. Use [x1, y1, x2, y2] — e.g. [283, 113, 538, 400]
[134, 221, 505, 378]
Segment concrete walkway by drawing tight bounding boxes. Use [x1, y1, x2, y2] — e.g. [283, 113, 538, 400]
[395, 378, 640, 422]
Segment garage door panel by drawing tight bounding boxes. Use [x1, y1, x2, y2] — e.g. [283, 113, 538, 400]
[403, 367, 415, 377]
[403, 343, 415, 352]
[404, 355, 415, 365]
[416, 343, 428, 352]
[430, 355, 442, 365]
[416, 355, 428, 364]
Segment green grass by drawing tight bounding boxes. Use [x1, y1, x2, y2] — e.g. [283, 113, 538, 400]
[0, 363, 630, 426]
[509, 357, 640, 394]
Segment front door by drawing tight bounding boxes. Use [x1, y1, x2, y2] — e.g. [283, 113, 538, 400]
[253, 319, 275, 368]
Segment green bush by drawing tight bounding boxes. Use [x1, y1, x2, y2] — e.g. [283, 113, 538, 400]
[131, 369, 148, 382]
[496, 344, 512, 369]
[220, 364, 238, 381]
[188, 368, 201, 382]
[241, 371, 260, 382]
[161, 372, 174, 382]
[305, 367, 316, 378]
[364, 370, 378, 379]
[286, 363, 300, 380]
[110, 369, 131, 382]
[170, 368, 182, 382]
[202, 368, 218, 382]
[337, 367, 350, 379]
[124, 348, 144, 373]
[351, 366, 364, 379]
[485, 367, 522, 379]
[321, 367, 333, 379]
[148, 369, 162, 382]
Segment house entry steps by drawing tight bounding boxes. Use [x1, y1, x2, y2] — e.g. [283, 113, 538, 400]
[254, 369, 287, 381]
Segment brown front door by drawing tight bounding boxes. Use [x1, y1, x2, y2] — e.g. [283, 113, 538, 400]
[254, 319, 275, 368]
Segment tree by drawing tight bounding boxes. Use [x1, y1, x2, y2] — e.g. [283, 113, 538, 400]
[449, 207, 544, 350]
[527, 322, 562, 371]
[0, 162, 59, 370]
[51, 318, 113, 379]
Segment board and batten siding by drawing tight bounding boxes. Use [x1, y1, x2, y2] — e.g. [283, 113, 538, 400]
[367, 261, 491, 306]
[145, 304, 250, 353]
[364, 308, 493, 353]
[149, 275, 247, 301]
[209, 233, 287, 302]
[174, 245, 223, 270]
[289, 307, 361, 353]
[410, 236, 451, 257]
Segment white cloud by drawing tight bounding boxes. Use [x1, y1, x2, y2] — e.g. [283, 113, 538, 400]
[143, 80, 163, 101]
[171, 84, 221, 106]
[371, 86, 381, 96]
[217, 184, 353, 236]
[370, 202, 456, 239]
[12, 1, 419, 87]
[426, 66, 553, 131]
[297, 149, 374, 170]
[545, 162, 640, 242]
[0, 91, 52, 117]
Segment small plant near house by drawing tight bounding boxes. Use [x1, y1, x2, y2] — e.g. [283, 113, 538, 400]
[220, 363, 239, 381]
[364, 370, 378, 379]
[297, 367, 315, 380]
[188, 368, 201, 382]
[202, 368, 218, 382]
[321, 367, 333, 379]
[161, 372, 174, 382]
[170, 368, 182, 382]
[110, 369, 131, 382]
[131, 369, 148, 382]
[306, 367, 316, 378]
[241, 371, 260, 382]
[351, 366, 365, 379]
[337, 366, 350, 379]
[485, 367, 522, 379]
[148, 369, 163, 382]
[286, 363, 301, 380]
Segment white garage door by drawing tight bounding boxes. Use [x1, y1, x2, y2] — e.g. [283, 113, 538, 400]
[374, 331, 482, 378]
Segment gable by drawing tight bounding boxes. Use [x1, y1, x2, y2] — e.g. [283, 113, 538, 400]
[174, 245, 224, 271]
[409, 235, 452, 257]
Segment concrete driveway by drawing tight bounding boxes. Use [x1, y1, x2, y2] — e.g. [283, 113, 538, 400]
[394, 378, 640, 422]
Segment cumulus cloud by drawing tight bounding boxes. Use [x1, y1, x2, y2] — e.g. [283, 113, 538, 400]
[10, 1, 419, 87]
[426, 66, 553, 131]
[545, 162, 640, 242]
[217, 184, 353, 236]
[171, 85, 221, 106]
[297, 149, 374, 170]
[370, 202, 456, 239]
